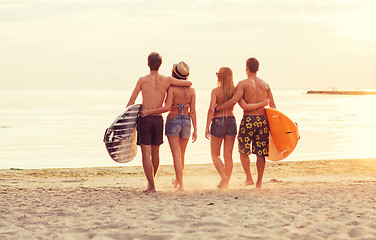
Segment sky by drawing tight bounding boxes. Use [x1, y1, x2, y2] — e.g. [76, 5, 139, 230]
[1, 0, 376, 91]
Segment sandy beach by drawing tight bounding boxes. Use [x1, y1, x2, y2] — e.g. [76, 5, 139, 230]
[1, 159, 376, 240]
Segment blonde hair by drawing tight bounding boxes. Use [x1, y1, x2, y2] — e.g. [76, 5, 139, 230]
[217, 67, 235, 101]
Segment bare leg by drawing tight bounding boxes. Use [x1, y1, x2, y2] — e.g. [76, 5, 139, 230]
[223, 135, 235, 186]
[167, 136, 184, 191]
[180, 138, 189, 171]
[240, 153, 254, 185]
[177, 138, 189, 190]
[151, 145, 160, 177]
[140, 145, 156, 192]
[210, 136, 228, 188]
[256, 155, 266, 188]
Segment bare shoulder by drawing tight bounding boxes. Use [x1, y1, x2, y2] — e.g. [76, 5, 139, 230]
[165, 75, 185, 87]
[237, 79, 250, 88]
[211, 87, 220, 95]
[238, 79, 247, 86]
[163, 75, 175, 83]
[185, 85, 195, 91]
[188, 86, 196, 95]
[256, 77, 270, 90]
[139, 74, 154, 83]
[157, 74, 174, 88]
[135, 75, 149, 88]
[138, 75, 147, 82]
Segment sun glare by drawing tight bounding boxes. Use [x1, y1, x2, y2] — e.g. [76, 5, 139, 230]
[335, 95, 376, 159]
[330, 1, 376, 42]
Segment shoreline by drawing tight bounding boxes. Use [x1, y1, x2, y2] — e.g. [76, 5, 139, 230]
[1, 158, 375, 179]
[307, 90, 376, 95]
[1, 159, 376, 191]
[3, 156, 376, 170]
[1, 159, 376, 239]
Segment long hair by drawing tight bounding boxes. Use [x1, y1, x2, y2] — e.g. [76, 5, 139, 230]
[217, 67, 235, 101]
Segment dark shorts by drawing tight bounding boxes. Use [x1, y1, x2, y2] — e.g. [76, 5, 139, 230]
[137, 116, 163, 146]
[238, 115, 269, 156]
[165, 115, 191, 139]
[210, 116, 237, 138]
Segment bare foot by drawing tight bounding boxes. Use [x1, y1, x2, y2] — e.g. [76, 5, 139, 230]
[256, 181, 262, 189]
[176, 186, 184, 192]
[172, 179, 178, 189]
[144, 185, 156, 193]
[217, 178, 229, 189]
[243, 179, 254, 186]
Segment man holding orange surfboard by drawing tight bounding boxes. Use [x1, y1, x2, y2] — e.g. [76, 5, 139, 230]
[216, 57, 276, 188]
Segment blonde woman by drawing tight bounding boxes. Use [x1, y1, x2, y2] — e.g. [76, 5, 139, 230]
[205, 67, 269, 189]
[141, 62, 196, 191]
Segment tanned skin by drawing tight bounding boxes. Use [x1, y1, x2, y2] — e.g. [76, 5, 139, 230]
[127, 70, 192, 192]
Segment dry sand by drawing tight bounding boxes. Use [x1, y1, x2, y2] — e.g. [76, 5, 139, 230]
[1, 159, 376, 240]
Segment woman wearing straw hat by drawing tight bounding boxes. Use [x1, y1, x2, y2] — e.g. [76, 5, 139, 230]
[141, 61, 196, 191]
[205, 67, 269, 189]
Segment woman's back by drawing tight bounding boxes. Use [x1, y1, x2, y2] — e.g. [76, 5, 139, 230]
[212, 87, 234, 117]
[169, 86, 195, 115]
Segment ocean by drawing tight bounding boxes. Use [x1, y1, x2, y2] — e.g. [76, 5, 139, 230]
[0, 89, 375, 169]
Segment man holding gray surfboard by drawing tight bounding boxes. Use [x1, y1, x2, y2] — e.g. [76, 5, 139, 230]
[126, 52, 192, 192]
[216, 57, 276, 188]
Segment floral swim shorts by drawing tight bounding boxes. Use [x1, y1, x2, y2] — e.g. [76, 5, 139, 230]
[238, 115, 269, 156]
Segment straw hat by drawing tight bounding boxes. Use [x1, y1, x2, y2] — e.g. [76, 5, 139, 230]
[173, 61, 190, 79]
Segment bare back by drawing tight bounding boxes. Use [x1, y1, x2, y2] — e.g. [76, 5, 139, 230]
[239, 77, 271, 115]
[169, 86, 195, 115]
[139, 73, 174, 114]
[213, 87, 235, 118]
[127, 70, 192, 113]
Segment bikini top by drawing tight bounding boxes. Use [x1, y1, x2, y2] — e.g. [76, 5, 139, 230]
[172, 87, 189, 115]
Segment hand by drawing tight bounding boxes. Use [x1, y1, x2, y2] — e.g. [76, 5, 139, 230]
[140, 110, 150, 117]
[205, 128, 211, 139]
[263, 98, 270, 106]
[214, 104, 220, 113]
[192, 131, 197, 143]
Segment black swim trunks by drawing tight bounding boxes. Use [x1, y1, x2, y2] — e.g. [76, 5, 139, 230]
[137, 116, 163, 146]
[238, 115, 269, 156]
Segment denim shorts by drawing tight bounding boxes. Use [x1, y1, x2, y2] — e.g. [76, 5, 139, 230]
[210, 116, 237, 137]
[165, 115, 191, 139]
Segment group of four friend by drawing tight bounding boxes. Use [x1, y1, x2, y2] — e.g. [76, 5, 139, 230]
[126, 52, 276, 192]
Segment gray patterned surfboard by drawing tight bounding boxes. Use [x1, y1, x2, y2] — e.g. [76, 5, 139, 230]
[103, 104, 141, 163]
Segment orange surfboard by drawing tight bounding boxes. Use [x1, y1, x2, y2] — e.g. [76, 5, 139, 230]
[265, 108, 300, 161]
